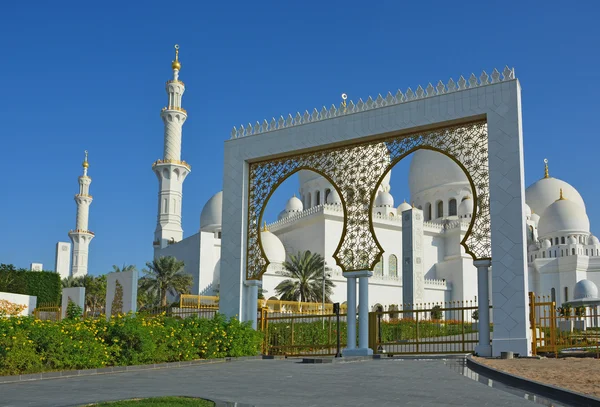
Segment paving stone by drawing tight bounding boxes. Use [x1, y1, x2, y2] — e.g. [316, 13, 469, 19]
[0, 359, 542, 407]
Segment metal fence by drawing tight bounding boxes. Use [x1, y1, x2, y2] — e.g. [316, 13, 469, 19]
[258, 309, 347, 356]
[529, 292, 600, 356]
[33, 303, 61, 321]
[369, 301, 485, 355]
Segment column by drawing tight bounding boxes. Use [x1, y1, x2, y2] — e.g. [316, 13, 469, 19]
[343, 270, 373, 356]
[245, 280, 260, 329]
[344, 276, 357, 352]
[474, 259, 492, 357]
[358, 276, 371, 352]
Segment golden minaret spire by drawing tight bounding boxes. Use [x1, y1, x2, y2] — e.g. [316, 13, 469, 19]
[544, 158, 549, 179]
[172, 44, 181, 71]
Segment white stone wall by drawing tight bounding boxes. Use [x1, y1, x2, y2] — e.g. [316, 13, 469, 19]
[0, 292, 37, 316]
[221, 75, 531, 356]
[55, 242, 71, 279]
[61, 287, 85, 319]
[105, 270, 138, 319]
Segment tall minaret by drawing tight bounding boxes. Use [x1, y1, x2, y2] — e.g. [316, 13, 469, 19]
[68, 150, 94, 277]
[153, 44, 190, 255]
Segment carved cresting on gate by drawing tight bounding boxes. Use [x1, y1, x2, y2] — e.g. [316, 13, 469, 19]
[246, 120, 491, 280]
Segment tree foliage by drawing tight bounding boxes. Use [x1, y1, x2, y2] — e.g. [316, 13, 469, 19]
[0, 264, 61, 304]
[274, 251, 334, 303]
[139, 256, 193, 307]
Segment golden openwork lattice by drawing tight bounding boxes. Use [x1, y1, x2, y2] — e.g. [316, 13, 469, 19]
[247, 120, 490, 280]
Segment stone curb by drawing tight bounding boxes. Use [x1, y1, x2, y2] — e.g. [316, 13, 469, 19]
[0, 355, 264, 385]
[466, 355, 600, 407]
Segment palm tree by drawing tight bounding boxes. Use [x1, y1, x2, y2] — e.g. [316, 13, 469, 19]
[61, 276, 84, 288]
[111, 264, 137, 273]
[275, 251, 334, 303]
[139, 256, 193, 307]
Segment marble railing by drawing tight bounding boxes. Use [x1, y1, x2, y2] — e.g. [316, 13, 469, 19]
[230, 67, 515, 139]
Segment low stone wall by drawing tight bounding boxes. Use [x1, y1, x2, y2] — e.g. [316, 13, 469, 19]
[0, 292, 37, 316]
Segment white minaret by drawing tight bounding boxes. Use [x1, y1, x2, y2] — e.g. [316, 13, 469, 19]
[68, 151, 94, 277]
[153, 44, 190, 255]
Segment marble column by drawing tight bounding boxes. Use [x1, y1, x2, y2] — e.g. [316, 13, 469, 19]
[474, 259, 492, 357]
[344, 276, 357, 352]
[245, 280, 261, 329]
[343, 270, 373, 356]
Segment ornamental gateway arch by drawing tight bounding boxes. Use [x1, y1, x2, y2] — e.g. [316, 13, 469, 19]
[219, 67, 531, 357]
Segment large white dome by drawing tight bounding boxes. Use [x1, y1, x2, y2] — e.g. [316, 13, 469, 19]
[573, 280, 599, 300]
[260, 230, 286, 264]
[409, 149, 469, 198]
[200, 191, 222, 232]
[537, 196, 590, 237]
[526, 177, 585, 216]
[397, 201, 412, 213]
[458, 196, 474, 218]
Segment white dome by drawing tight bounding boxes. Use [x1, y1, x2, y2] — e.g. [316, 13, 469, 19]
[409, 149, 469, 198]
[530, 213, 540, 227]
[285, 195, 303, 213]
[458, 196, 474, 218]
[589, 235, 599, 245]
[298, 170, 322, 187]
[375, 190, 394, 207]
[542, 239, 551, 249]
[397, 201, 412, 213]
[524, 204, 532, 220]
[573, 280, 599, 300]
[568, 236, 577, 245]
[538, 197, 590, 238]
[326, 189, 342, 205]
[526, 177, 585, 216]
[260, 230, 286, 264]
[200, 191, 222, 232]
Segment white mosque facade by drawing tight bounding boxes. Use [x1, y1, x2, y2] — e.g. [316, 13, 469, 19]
[148, 49, 600, 310]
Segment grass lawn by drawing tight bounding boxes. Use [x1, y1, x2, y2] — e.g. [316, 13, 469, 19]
[85, 397, 215, 406]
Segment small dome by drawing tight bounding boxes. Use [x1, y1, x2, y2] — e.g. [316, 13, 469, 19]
[589, 235, 599, 245]
[375, 190, 394, 207]
[326, 189, 342, 205]
[200, 191, 222, 232]
[573, 280, 599, 300]
[458, 196, 474, 218]
[542, 239, 551, 249]
[397, 201, 412, 213]
[409, 149, 469, 198]
[524, 204, 532, 220]
[285, 195, 303, 213]
[526, 176, 585, 216]
[568, 236, 577, 245]
[530, 213, 540, 226]
[538, 195, 590, 238]
[260, 230, 286, 264]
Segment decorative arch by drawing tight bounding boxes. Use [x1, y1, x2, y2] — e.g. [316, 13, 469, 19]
[246, 120, 490, 279]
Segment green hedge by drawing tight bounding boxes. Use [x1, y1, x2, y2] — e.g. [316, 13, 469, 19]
[0, 313, 262, 375]
[0, 264, 61, 305]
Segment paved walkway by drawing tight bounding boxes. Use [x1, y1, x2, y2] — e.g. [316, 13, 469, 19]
[0, 358, 541, 407]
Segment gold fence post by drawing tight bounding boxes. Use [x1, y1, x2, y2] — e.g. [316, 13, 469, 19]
[415, 310, 420, 354]
[529, 292, 537, 356]
[461, 303, 466, 353]
[368, 312, 376, 353]
[291, 318, 295, 347]
[550, 300, 557, 358]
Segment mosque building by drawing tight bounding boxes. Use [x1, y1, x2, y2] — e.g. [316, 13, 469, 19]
[51, 46, 598, 309]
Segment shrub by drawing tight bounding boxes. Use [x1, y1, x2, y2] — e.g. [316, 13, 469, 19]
[0, 265, 61, 304]
[0, 313, 261, 375]
[430, 305, 443, 320]
[388, 304, 399, 319]
[0, 300, 27, 317]
[65, 299, 83, 320]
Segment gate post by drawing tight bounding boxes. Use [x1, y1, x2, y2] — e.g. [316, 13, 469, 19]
[474, 259, 492, 357]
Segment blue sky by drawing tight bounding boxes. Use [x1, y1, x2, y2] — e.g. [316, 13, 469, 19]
[1, 1, 599, 275]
